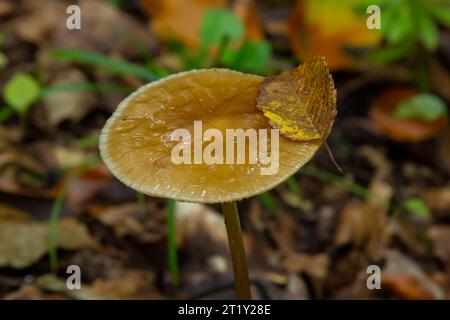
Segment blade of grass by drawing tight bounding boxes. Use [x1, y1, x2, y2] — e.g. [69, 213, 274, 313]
[48, 157, 99, 272]
[136, 192, 146, 215]
[41, 82, 132, 97]
[166, 198, 179, 290]
[53, 49, 158, 81]
[48, 174, 76, 272]
[286, 175, 302, 200]
[259, 192, 276, 214]
[300, 165, 369, 198]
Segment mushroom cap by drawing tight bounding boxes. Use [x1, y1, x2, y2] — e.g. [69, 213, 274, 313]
[100, 69, 321, 203]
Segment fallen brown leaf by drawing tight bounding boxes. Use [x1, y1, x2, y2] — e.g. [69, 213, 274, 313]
[0, 218, 96, 268]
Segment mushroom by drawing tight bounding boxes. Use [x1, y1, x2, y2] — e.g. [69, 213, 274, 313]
[100, 58, 336, 299]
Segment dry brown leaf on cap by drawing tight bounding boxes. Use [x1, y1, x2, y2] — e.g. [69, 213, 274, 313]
[288, 0, 382, 70]
[256, 56, 336, 142]
[0, 218, 96, 269]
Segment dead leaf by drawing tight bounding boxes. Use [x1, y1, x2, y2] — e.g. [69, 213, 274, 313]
[428, 57, 450, 102]
[35, 270, 163, 300]
[88, 202, 165, 243]
[175, 202, 227, 246]
[369, 88, 447, 142]
[422, 186, 450, 216]
[0, 218, 96, 268]
[334, 179, 392, 258]
[282, 252, 329, 280]
[5, 283, 66, 300]
[139, 0, 226, 48]
[43, 69, 97, 126]
[382, 249, 445, 300]
[288, 0, 382, 70]
[256, 56, 336, 141]
[89, 270, 163, 300]
[12, 0, 156, 56]
[139, 0, 263, 48]
[0, 1, 14, 17]
[428, 226, 450, 269]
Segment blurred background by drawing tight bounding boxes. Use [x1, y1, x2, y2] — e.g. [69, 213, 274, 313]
[0, 0, 449, 300]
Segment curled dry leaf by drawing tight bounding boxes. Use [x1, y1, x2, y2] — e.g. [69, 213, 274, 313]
[256, 56, 337, 142]
[369, 88, 447, 142]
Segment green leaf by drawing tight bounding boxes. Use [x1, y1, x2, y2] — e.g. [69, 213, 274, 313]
[383, 4, 412, 45]
[166, 199, 179, 289]
[0, 33, 5, 46]
[286, 175, 302, 200]
[393, 93, 447, 122]
[53, 49, 158, 81]
[429, 6, 450, 26]
[41, 82, 130, 97]
[402, 198, 430, 219]
[3, 73, 41, 114]
[417, 11, 439, 51]
[0, 52, 7, 69]
[0, 105, 14, 123]
[370, 42, 412, 63]
[200, 9, 244, 46]
[224, 41, 272, 74]
[259, 192, 276, 213]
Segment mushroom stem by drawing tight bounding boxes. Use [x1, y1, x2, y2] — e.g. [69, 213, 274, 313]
[221, 201, 252, 300]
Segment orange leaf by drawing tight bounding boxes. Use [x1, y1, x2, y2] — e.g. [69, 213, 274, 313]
[140, 0, 263, 48]
[288, 0, 381, 70]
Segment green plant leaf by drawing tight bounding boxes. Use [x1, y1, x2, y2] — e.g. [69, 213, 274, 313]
[224, 41, 272, 74]
[286, 175, 302, 200]
[3, 73, 41, 114]
[417, 11, 439, 50]
[0, 105, 14, 123]
[402, 197, 430, 219]
[200, 9, 244, 46]
[259, 192, 276, 213]
[166, 199, 179, 289]
[393, 93, 447, 122]
[53, 49, 158, 81]
[429, 6, 450, 26]
[0, 52, 7, 69]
